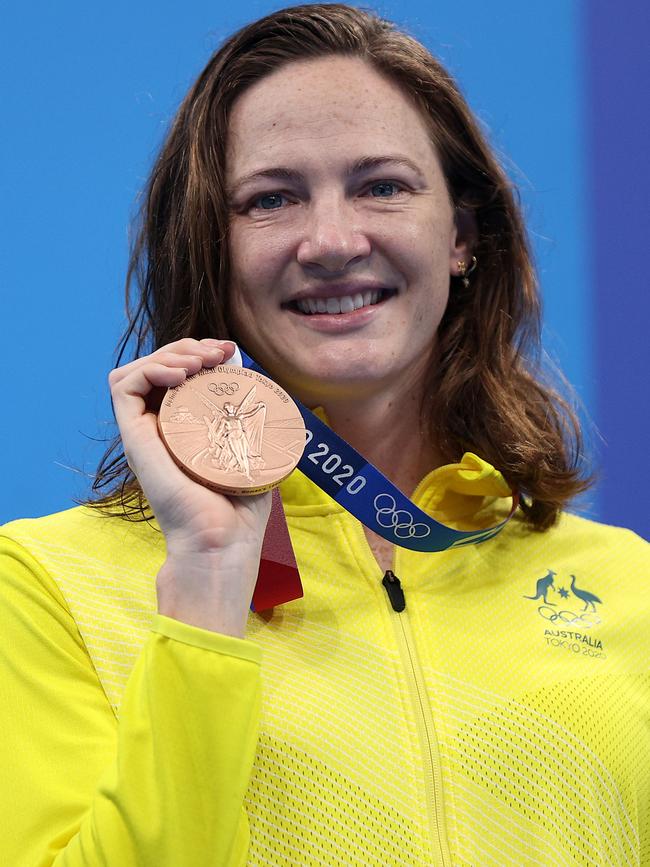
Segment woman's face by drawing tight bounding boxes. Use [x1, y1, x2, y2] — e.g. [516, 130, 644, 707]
[226, 56, 471, 406]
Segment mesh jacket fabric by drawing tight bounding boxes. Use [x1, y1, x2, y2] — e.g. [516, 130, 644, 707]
[0, 455, 648, 865]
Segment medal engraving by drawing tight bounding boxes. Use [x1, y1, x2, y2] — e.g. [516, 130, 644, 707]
[158, 366, 306, 495]
[203, 386, 266, 480]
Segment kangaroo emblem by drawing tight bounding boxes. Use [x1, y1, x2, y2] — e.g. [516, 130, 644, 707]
[569, 575, 602, 612]
[524, 569, 557, 604]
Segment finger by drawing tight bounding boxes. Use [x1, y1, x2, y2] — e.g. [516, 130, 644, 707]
[152, 337, 233, 359]
[110, 361, 189, 428]
[109, 344, 225, 386]
[110, 363, 191, 492]
[110, 338, 231, 380]
[156, 336, 224, 354]
[199, 338, 237, 363]
[146, 352, 207, 373]
[153, 338, 232, 365]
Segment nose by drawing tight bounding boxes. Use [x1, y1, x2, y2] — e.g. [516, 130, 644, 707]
[296, 197, 371, 272]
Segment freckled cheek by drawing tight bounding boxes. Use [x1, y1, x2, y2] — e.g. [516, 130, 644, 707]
[229, 295, 270, 356]
[234, 230, 294, 287]
[391, 218, 443, 260]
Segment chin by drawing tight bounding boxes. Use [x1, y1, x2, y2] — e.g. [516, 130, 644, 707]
[291, 363, 393, 406]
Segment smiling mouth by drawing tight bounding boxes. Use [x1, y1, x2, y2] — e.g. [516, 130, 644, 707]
[287, 288, 397, 315]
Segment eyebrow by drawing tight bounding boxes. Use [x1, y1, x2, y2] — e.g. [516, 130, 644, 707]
[228, 167, 303, 199]
[351, 155, 425, 180]
[227, 155, 426, 198]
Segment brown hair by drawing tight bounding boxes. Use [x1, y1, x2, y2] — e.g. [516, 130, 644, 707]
[91, 3, 590, 529]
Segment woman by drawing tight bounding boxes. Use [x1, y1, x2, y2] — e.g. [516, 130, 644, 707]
[1, 5, 648, 865]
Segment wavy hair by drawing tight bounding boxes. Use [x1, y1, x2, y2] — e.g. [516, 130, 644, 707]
[90, 3, 591, 528]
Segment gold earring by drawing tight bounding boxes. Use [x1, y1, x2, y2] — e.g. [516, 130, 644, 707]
[457, 255, 477, 288]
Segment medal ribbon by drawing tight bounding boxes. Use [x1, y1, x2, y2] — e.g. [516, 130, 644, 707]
[237, 348, 518, 554]
[227, 347, 518, 609]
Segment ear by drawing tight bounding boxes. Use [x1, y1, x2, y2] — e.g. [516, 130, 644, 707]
[449, 207, 478, 277]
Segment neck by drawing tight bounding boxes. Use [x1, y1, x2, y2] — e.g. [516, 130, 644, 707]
[320, 385, 440, 497]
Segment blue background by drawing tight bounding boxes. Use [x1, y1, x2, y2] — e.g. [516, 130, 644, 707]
[2, 1, 648, 538]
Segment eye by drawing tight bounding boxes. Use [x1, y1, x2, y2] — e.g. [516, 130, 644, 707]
[254, 193, 286, 210]
[369, 182, 400, 198]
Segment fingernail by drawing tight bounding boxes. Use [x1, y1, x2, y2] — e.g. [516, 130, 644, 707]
[201, 338, 229, 347]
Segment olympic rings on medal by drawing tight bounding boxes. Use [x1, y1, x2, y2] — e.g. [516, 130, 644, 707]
[537, 606, 602, 629]
[208, 381, 240, 396]
[374, 494, 431, 539]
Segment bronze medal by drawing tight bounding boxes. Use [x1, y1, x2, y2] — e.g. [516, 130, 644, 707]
[158, 366, 306, 495]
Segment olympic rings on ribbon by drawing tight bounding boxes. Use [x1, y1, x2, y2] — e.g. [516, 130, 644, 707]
[208, 381, 240, 396]
[537, 606, 602, 629]
[374, 494, 431, 539]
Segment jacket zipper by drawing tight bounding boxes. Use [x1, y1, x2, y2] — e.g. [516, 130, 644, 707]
[382, 570, 451, 866]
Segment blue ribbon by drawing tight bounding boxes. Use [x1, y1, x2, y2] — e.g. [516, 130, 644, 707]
[240, 349, 517, 553]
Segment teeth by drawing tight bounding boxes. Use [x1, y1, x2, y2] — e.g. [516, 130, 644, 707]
[339, 296, 355, 313]
[326, 297, 339, 314]
[295, 290, 387, 315]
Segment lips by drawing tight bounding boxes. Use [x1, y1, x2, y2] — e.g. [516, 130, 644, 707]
[287, 287, 396, 315]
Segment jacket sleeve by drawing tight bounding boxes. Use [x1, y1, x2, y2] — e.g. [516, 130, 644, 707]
[0, 535, 261, 867]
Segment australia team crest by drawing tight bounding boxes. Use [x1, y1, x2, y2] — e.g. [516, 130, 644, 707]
[523, 569, 606, 658]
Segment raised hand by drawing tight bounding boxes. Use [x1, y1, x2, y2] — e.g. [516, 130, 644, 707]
[109, 338, 271, 637]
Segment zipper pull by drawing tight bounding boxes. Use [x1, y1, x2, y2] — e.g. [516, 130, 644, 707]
[382, 570, 406, 612]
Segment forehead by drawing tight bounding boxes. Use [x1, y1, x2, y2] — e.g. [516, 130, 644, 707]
[226, 55, 437, 177]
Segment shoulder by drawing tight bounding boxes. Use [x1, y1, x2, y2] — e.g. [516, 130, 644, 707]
[502, 509, 648, 560]
[497, 511, 649, 613]
[0, 506, 168, 715]
[491, 509, 649, 590]
[550, 511, 647, 561]
[0, 504, 165, 588]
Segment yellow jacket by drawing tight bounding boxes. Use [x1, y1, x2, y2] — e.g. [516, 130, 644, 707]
[1, 455, 648, 865]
